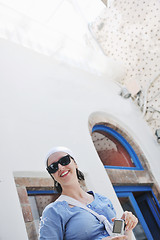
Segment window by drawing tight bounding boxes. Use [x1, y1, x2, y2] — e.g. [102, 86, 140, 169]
[92, 124, 143, 170]
[14, 176, 60, 240]
[114, 186, 160, 240]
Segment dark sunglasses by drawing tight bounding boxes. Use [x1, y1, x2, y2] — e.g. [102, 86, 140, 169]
[46, 155, 72, 174]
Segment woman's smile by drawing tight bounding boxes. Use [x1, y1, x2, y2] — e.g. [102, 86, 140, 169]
[60, 170, 70, 177]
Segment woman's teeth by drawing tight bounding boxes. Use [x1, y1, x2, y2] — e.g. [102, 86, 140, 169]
[60, 171, 69, 177]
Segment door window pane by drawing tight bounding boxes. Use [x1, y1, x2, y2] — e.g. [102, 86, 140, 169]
[119, 197, 147, 240]
[136, 193, 160, 240]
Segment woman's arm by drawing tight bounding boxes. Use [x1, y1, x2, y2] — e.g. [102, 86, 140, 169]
[39, 215, 63, 240]
[124, 230, 132, 240]
[39, 206, 64, 240]
[102, 235, 127, 239]
[121, 211, 138, 240]
[102, 211, 138, 240]
[107, 211, 138, 240]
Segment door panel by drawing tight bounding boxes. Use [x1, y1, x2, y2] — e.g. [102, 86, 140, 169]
[115, 187, 160, 240]
[136, 193, 160, 240]
[118, 196, 147, 240]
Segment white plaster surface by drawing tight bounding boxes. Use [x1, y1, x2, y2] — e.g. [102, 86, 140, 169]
[0, 39, 159, 239]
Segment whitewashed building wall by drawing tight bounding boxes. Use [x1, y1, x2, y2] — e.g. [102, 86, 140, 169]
[0, 38, 160, 240]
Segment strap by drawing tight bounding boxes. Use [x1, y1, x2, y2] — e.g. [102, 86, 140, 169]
[56, 194, 113, 236]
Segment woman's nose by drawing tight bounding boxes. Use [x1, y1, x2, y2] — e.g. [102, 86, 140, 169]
[58, 163, 65, 171]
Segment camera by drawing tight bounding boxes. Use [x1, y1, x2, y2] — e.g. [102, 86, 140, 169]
[112, 219, 125, 236]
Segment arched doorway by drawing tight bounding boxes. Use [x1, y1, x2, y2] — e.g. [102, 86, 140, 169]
[91, 123, 160, 240]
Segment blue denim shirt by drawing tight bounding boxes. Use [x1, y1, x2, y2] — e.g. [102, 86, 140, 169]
[39, 192, 116, 240]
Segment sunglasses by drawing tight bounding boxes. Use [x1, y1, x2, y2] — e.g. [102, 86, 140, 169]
[46, 155, 72, 174]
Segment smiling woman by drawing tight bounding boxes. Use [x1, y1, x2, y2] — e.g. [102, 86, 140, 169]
[45, 146, 85, 194]
[39, 146, 138, 240]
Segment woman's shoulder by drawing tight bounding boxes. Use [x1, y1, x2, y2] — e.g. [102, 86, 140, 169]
[89, 191, 113, 205]
[95, 192, 110, 201]
[89, 191, 110, 201]
[90, 191, 116, 217]
[42, 200, 67, 218]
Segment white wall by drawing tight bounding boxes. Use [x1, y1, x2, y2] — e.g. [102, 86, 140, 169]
[0, 169, 28, 240]
[0, 39, 159, 239]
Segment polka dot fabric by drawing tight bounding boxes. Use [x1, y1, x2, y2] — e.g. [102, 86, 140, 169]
[90, 0, 160, 134]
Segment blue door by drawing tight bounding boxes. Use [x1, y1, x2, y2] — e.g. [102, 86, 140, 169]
[114, 186, 160, 240]
[136, 192, 160, 240]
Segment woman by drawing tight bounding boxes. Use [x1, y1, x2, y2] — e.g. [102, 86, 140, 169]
[39, 146, 138, 240]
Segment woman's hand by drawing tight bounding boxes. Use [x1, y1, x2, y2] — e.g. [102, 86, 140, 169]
[121, 211, 138, 232]
[102, 236, 127, 239]
[102, 211, 138, 240]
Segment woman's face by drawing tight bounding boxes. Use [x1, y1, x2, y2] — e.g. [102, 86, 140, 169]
[47, 151, 78, 187]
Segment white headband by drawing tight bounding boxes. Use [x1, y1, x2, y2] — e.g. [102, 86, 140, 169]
[45, 146, 74, 167]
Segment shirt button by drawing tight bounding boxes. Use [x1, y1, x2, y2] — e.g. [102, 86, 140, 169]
[88, 204, 91, 208]
[103, 231, 107, 235]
